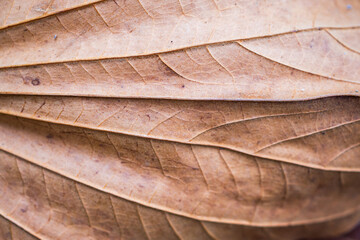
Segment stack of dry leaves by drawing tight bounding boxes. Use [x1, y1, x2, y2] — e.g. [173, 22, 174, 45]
[0, 0, 359, 239]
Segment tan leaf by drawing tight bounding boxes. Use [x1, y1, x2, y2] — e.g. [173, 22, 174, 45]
[0, 41, 360, 100]
[0, 215, 38, 240]
[1, 0, 360, 68]
[240, 29, 360, 83]
[0, 96, 359, 170]
[327, 28, 360, 53]
[1, 0, 359, 239]
[1, 150, 359, 240]
[0, 114, 360, 226]
[1, 31, 359, 100]
[0, 0, 103, 30]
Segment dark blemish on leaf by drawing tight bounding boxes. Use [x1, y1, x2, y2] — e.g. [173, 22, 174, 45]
[21, 207, 28, 213]
[309, 39, 315, 48]
[46, 134, 53, 139]
[321, 132, 326, 135]
[31, 78, 40, 86]
[181, 84, 185, 88]
[23, 76, 41, 86]
[171, 40, 173, 43]
[145, 114, 151, 120]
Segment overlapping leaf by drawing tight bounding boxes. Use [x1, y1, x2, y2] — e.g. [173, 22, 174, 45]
[1, 0, 360, 67]
[1, 30, 360, 100]
[1, 114, 360, 226]
[0, 215, 38, 240]
[0, 96, 359, 171]
[0, 0, 103, 29]
[1, 150, 360, 240]
[0, 0, 360, 239]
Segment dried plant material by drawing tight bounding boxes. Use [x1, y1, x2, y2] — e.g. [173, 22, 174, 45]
[240, 30, 360, 83]
[0, 0, 359, 239]
[0, 96, 359, 171]
[0, 215, 38, 240]
[1, 40, 359, 100]
[1, 0, 360, 67]
[1, 151, 360, 240]
[0, 0, 103, 30]
[1, 114, 360, 226]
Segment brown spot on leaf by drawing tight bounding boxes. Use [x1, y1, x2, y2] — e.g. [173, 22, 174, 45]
[21, 206, 28, 213]
[31, 78, 40, 86]
[23, 76, 40, 86]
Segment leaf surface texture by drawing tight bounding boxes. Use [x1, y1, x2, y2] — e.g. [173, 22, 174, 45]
[0, 0, 359, 239]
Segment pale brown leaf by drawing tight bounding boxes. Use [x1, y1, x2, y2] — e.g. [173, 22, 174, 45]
[0, 114, 360, 226]
[0, 37, 360, 100]
[1, 0, 359, 238]
[1, 150, 359, 240]
[0, 216, 38, 240]
[328, 28, 360, 53]
[0, 0, 103, 30]
[1, 0, 360, 68]
[0, 96, 358, 170]
[240, 29, 360, 83]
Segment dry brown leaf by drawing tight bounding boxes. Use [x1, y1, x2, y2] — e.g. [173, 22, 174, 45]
[0, 0, 103, 30]
[327, 28, 360, 53]
[0, 216, 38, 240]
[1, 0, 360, 68]
[1, 114, 360, 227]
[1, 27, 360, 101]
[1, 150, 360, 240]
[0, 0, 359, 239]
[0, 96, 359, 171]
[240, 29, 360, 83]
